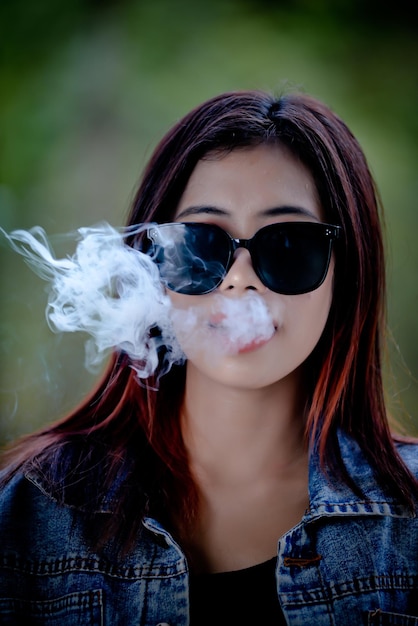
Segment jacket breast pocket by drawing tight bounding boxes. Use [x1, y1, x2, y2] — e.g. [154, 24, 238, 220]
[0, 589, 103, 625]
[368, 609, 418, 626]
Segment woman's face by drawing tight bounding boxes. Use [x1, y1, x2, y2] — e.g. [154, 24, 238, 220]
[167, 143, 334, 391]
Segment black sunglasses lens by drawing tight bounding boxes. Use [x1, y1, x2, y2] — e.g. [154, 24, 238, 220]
[148, 223, 231, 294]
[254, 223, 333, 295]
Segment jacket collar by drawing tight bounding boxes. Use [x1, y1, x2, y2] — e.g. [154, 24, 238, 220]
[306, 429, 416, 520]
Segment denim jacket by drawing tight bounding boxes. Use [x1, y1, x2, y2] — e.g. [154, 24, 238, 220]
[1, 430, 418, 625]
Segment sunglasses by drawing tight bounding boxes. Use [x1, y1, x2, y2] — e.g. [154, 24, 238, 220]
[144, 221, 341, 296]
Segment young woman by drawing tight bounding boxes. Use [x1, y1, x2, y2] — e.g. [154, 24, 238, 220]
[1, 90, 418, 625]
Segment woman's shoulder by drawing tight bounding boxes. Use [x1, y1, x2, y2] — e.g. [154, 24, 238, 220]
[0, 465, 68, 545]
[0, 441, 146, 558]
[0, 459, 76, 511]
[0, 432, 152, 516]
[0, 464, 32, 501]
[394, 434, 418, 475]
[4, 444, 114, 515]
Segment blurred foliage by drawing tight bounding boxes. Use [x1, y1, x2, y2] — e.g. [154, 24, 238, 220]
[1, 0, 418, 444]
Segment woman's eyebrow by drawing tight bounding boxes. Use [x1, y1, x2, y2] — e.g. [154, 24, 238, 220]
[175, 205, 229, 219]
[261, 205, 319, 220]
[176, 204, 319, 220]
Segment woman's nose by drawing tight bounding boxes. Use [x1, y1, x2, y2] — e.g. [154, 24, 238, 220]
[218, 248, 267, 294]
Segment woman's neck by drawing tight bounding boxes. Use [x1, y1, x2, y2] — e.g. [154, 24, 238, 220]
[181, 362, 308, 487]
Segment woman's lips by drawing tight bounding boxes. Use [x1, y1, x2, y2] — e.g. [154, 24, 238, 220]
[236, 335, 272, 353]
[207, 315, 277, 354]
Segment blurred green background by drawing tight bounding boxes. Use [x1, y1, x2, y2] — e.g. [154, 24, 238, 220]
[1, 0, 418, 444]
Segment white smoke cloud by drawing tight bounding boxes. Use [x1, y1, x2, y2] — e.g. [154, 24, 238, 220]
[1, 223, 276, 380]
[1, 223, 184, 378]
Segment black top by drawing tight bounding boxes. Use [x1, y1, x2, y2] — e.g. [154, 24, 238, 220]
[189, 557, 287, 625]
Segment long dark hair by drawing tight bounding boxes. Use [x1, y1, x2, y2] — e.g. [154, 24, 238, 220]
[2, 90, 417, 552]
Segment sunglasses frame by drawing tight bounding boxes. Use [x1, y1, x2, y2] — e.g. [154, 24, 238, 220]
[145, 221, 341, 296]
